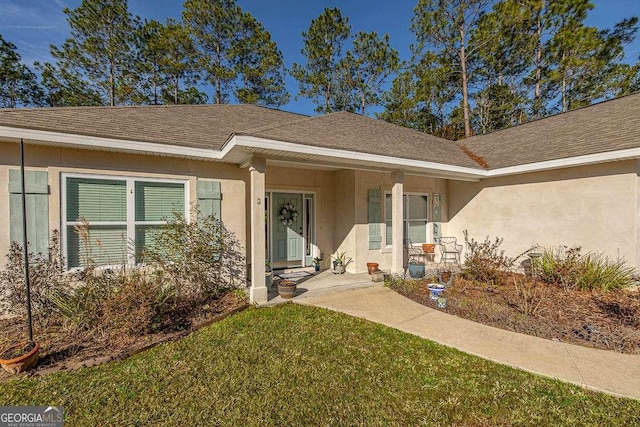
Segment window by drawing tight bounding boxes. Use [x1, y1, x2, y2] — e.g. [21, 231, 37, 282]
[385, 193, 430, 246]
[63, 175, 187, 268]
[407, 194, 429, 244]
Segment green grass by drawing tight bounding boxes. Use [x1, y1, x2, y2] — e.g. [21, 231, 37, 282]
[2, 304, 639, 426]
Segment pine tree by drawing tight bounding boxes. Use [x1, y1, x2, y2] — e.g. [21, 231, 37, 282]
[411, 0, 491, 138]
[342, 31, 400, 115]
[0, 34, 44, 108]
[377, 70, 442, 133]
[291, 7, 351, 113]
[42, 0, 139, 106]
[471, 0, 531, 131]
[136, 19, 201, 105]
[233, 12, 289, 106]
[183, 0, 241, 104]
[183, 0, 288, 106]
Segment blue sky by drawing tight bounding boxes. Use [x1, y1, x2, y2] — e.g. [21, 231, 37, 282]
[0, 0, 638, 115]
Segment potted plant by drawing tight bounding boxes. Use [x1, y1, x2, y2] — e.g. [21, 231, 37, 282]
[407, 259, 425, 278]
[332, 251, 347, 274]
[422, 243, 437, 262]
[366, 262, 379, 275]
[312, 257, 321, 272]
[422, 243, 436, 253]
[0, 341, 40, 374]
[427, 284, 445, 300]
[277, 279, 297, 299]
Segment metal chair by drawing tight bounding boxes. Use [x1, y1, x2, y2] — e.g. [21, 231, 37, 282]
[439, 236, 462, 265]
[404, 239, 424, 264]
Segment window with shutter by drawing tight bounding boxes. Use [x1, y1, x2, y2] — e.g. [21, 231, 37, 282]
[384, 192, 432, 246]
[63, 175, 187, 269]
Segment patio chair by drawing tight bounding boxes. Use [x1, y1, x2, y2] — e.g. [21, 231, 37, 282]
[439, 236, 462, 265]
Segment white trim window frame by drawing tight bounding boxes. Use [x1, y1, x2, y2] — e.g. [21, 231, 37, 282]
[384, 192, 432, 247]
[61, 172, 189, 270]
[404, 193, 430, 245]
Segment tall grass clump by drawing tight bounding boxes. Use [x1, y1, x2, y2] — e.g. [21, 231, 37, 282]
[538, 246, 635, 292]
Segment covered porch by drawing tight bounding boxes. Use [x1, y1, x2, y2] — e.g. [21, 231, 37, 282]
[243, 154, 475, 304]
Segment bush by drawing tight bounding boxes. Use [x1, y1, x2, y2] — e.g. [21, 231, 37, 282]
[0, 231, 70, 327]
[538, 246, 635, 292]
[1, 211, 247, 342]
[143, 211, 246, 302]
[461, 231, 514, 284]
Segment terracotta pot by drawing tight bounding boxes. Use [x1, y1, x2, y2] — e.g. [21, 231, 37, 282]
[0, 341, 40, 374]
[366, 262, 379, 275]
[278, 280, 297, 299]
[422, 243, 436, 253]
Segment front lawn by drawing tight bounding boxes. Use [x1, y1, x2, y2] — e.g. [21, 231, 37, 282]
[1, 304, 639, 426]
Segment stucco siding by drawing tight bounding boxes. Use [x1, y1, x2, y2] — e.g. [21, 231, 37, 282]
[447, 160, 638, 267]
[350, 171, 446, 273]
[0, 141, 247, 268]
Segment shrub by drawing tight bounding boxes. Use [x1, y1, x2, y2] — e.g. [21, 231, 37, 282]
[538, 246, 635, 292]
[461, 231, 514, 284]
[1, 211, 246, 342]
[143, 211, 246, 303]
[507, 276, 545, 316]
[0, 231, 70, 327]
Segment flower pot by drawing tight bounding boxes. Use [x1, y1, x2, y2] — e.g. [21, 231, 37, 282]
[278, 280, 297, 299]
[422, 243, 436, 253]
[407, 262, 425, 278]
[314, 264, 320, 271]
[333, 262, 345, 274]
[366, 262, 379, 275]
[265, 272, 273, 289]
[0, 341, 39, 374]
[428, 285, 445, 300]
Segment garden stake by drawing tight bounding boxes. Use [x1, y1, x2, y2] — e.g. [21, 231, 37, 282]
[20, 139, 34, 342]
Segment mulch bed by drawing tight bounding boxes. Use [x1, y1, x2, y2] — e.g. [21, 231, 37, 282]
[0, 292, 248, 380]
[391, 274, 640, 354]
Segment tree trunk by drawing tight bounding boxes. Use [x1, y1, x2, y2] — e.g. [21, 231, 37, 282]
[153, 69, 159, 105]
[110, 59, 115, 107]
[459, 25, 471, 138]
[215, 44, 222, 104]
[9, 80, 16, 108]
[561, 52, 567, 112]
[174, 75, 179, 104]
[534, 7, 543, 119]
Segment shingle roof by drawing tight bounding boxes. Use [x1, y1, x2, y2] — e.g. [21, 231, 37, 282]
[462, 92, 640, 169]
[241, 111, 480, 168]
[1, 92, 639, 172]
[0, 103, 306, 150]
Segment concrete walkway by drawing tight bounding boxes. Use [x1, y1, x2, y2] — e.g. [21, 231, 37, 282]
[296, 284, 640, 400]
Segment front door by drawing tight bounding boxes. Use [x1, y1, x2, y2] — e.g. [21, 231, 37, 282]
[272, 193, 303, 264]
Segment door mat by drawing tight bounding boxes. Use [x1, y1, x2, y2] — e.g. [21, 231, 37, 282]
[275, 271, 313, 280]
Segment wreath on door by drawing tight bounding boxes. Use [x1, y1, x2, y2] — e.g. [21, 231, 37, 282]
[278, 203, 298, 226]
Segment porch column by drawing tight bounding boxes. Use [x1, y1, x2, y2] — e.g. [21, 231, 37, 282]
[249, 157, 267, 304]
[391, 171, 404, 273]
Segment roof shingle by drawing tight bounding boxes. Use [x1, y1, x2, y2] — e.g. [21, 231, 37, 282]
[241, 111, 479, 168]
[462, 92, 640, 169]
[0, 104, 305, 150]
